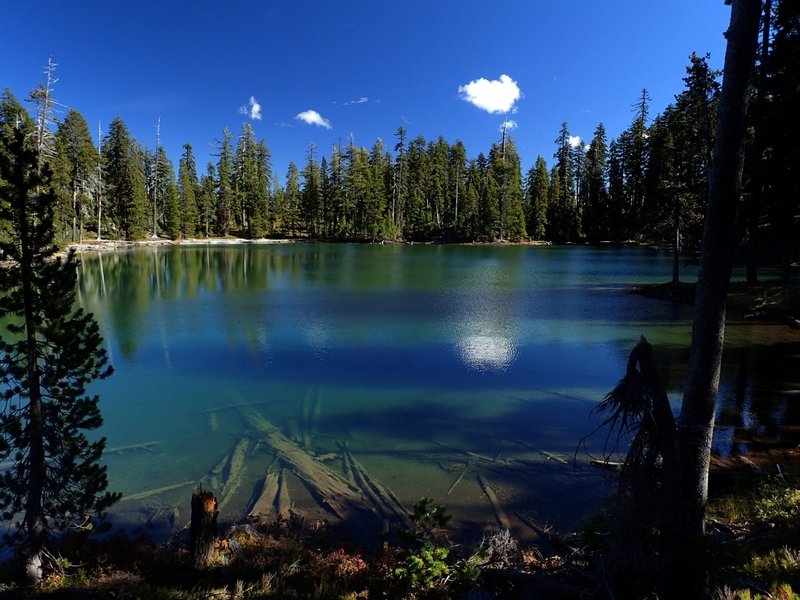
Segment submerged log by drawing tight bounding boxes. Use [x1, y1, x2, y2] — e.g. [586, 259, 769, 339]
[194, 400, 267, 416]
[341, 445, 409, 526]
[218, 437, 250, 512]
[478, 474, 510, 529]
[120, 480, 195, 502]
[248, 472, 279, 517]
[189, 490, 218, 568]
[239, 405, 371, 521]
[540, 450, 569, 464]
[447, 462, 470, 495]
[277, 468, 291, 517]
[106, 441, 160, 455]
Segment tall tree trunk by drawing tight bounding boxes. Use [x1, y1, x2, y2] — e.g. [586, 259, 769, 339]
[677, 0, 761, 594]
[19, 191, 46, 584]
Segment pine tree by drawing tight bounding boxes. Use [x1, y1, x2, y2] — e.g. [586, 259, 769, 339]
[668, 55, 719, 254]
[474, 152, 498, 240]
[489, 137, 526, 241]
[179, 143, 199, 238]
[607, 138, 626, 241]
[0, 128, 118, 583]
[551, 123, 578, 242]
[318, 156, 331, 237]
[447, 140, 467, 239]
[623, 89, 651, 239]
[427, 136, 449, 236]
[233, 124, 270, 238]
[53, 109, 97, 243]
[404, 135, 429, 239]
[283, 162, 302, 236]
[524, 156, 549, 240]
[761, 0, 800, 278]
[255, 140, 272, 238]
[328, 143, 347, 237]
[583, 124, 610, 241]
[158, 149, 181, 240]
[102, 117, 147, 239]
[460, 159, 481, 240]
[199, 163, 216, 237]
[547, 165, 564, 241]
[367, 139, 391, 239]
[215, 128, 234, 237]
[301, 144, 322, 236]
[392, 126, 407, 233]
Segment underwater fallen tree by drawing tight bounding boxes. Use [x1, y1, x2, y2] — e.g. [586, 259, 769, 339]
[340, 443, 410, 527]
[217, 438, 250, 512]
[238, 405, 373, 522]
[478, 474, 510, 530]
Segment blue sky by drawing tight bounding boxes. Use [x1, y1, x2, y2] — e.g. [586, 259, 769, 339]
[3, 1, 731, 180]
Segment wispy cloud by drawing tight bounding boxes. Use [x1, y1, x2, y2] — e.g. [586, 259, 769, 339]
[499, 119, 518, 133]
[239, 96, 262, 120]
[296, 109, 332, 129]
[458, 74, 521, 114]
[343, 96, 369, 106]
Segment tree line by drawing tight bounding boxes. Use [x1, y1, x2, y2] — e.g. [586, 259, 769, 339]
[2, 3, 798, 279]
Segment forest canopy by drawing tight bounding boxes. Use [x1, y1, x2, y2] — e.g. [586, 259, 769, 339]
[0, 1, 797, 276]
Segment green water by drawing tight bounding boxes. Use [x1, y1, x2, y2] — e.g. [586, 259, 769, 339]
[73, 243, 799, 540]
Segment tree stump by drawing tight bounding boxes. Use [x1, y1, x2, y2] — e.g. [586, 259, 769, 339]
[189, 490, 218, 568]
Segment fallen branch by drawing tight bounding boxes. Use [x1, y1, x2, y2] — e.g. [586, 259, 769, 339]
[120, 481, 195, 502]
[447, 462, 470, 495]
[478, 474, 510, 529]
[218, 437, 250, 512]
[106, 441, 160, 455]
[248, 472, 279, 517]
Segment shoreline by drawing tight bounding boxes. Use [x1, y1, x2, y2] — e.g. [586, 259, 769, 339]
[68, 236, 299, 253]
[65, 236, 673, 254]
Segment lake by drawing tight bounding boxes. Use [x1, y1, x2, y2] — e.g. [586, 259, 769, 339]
[74, 243, 800, 542]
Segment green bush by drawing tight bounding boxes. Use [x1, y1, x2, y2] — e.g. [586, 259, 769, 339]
[752, 483, 800, 526]
[395, 541, 450, 595]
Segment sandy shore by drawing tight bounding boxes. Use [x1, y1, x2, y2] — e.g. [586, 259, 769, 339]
[68, 237, 298, 253]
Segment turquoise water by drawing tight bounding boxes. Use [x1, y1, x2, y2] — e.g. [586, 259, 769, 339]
[73, 244, 799, 540]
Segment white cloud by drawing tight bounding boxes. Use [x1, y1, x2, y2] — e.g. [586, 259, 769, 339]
[239, 96, 262, 120]
[568, 135, 582, 148]
[458, 74, 521, 114]
[499, 119, 518, 133]
[296, 109, 332, 129]
[343, 96, 369, 106]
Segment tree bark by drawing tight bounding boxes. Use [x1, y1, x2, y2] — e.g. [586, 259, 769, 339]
[679, 0, 761, 535]
[19, 168, 46, 585]
[189, 490, 218, 568]
[676, 0, 761, 594]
